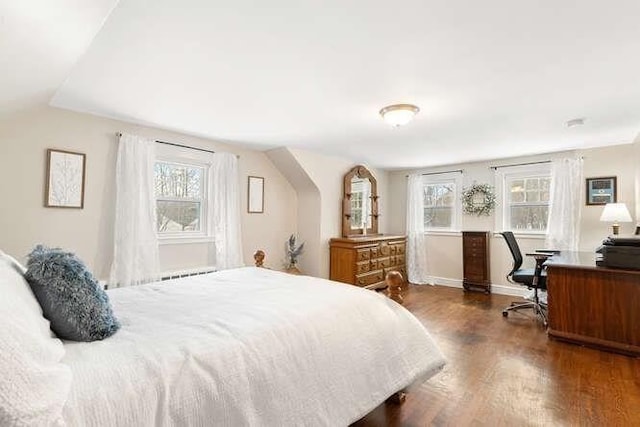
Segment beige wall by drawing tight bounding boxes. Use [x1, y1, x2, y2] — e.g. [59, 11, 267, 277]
[388, 144, 638, 292]
[267, 147, 389, 278]
[266, 147, 322, 275]
[0, 106, 297, 279]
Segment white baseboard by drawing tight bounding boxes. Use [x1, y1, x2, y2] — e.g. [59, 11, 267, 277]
[419, 276, 528, 297]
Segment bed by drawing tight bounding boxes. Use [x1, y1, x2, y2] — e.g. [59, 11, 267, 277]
[58, 261, 445, 426]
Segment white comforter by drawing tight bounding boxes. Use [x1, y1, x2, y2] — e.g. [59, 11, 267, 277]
[61, 268, 445, 426]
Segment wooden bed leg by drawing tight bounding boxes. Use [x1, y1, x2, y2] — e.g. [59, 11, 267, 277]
[387, 390, 407, 404]
[254, 250, 265, 267]
[386, 271, 404, 305]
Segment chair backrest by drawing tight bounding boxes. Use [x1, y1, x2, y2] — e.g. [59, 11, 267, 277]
[500, 231, 523, 276]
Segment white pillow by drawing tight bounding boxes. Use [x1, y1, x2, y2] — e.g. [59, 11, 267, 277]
[0, 258, 72, 426]
[0, 250, 27, 275]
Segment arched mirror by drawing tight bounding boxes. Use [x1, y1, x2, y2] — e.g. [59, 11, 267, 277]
[342, 165, 379, 237]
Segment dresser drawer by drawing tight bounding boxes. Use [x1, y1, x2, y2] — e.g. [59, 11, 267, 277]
[396, 255, 405, 266]
[379, 243, 391, 256]
[355, 270, 385, 287]
[356, 249, 371, 261]
[377, 257, 392, 268]
[356, 261, 371, 274]
[464, 247, 485, 259]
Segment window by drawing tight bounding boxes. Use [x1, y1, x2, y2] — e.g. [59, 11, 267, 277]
[422, 173, 462, 231]
[497, 164, 551, 234]
[154, 161, 206, 236]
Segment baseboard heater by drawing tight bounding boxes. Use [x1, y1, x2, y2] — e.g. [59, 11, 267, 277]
[161, 266, 217, 281]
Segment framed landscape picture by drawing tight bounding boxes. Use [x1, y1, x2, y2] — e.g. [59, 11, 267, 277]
[586, 176, 616, 206]
[45, 149, 86, 208]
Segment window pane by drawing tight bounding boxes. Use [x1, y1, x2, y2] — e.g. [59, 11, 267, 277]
[424, 207, 453, 228]
[540, 178, 550, 191]
[155, 163, 203, 198]
[525, 191, 540, 202]
[157, 200, 201, 232]
[510, 190, 525, 203]
[509, 206, 548, 231]
[511, 179, 525, 192]
[423, 180, 457, 230]
[525, 178, 539, 190]
[509, 179, 525, 203]
[424, 183, 455, 207]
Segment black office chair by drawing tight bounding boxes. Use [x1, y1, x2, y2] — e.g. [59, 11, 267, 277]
[499, 231, 548, 326]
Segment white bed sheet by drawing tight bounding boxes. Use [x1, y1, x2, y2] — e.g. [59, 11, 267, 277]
[61, 267, 445, 426]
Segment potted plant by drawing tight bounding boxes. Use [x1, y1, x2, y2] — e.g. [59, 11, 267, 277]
[285, 234, 304, 275]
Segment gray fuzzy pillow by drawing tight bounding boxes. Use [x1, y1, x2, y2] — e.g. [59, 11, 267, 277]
[24, 245, 120, 341]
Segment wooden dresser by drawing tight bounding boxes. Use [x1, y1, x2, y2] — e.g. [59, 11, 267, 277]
[462, 231, 491, 294]
[329, 235, 407, 289]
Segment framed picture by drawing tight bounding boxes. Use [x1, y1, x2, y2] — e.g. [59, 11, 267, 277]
[45, 149, 86, 208]
[586, 176, 617, 206]
[247, 176, 264, 213]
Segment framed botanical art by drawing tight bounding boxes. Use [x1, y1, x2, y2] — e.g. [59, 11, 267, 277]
[45, 149, 86, 208]
[247, 176, 264, 213]
[585, 176, 616, 206]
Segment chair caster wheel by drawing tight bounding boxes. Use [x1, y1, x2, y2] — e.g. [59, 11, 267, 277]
[502, 311, 508, 317]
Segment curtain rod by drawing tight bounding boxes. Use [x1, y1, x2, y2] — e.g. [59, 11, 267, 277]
[116, 132, 216, 155]
[490, 160, 550, 170]
[490, 156, 583, 170]
[405, 169, 463, 178]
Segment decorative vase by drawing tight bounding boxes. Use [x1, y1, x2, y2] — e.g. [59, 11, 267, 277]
[284, 263, 302, 275]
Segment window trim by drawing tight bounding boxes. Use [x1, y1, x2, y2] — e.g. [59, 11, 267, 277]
[422, 172, 463, 232]
[155, 145, 213, 243]
[494, 163, 551, 235]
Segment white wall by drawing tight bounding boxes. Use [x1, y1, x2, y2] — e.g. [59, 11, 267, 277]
[387, 144, 638, 292]
[0, 106, 297, 278]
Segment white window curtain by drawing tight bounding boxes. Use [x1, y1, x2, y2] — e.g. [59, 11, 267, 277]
[109, 133, 160, 287]
[545, 157, 583, 250]
[406, 174, 432, 285]
[209, 152, 244, 270]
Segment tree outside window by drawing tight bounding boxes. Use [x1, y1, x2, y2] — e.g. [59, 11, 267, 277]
[154, 162, 205, 233]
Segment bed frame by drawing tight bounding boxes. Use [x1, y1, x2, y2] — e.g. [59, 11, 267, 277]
[253, 249, 407, 405]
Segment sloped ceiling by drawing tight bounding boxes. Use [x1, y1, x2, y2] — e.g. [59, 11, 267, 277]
[5, 0, 640, 168]
[0, 0, 119, 115]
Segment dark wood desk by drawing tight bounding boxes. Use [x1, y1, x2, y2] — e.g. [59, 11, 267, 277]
[546, 251, 640, 356]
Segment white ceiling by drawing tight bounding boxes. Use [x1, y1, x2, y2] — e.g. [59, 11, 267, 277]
[0, 0, 119, 115]
[7, 0, 640, 168]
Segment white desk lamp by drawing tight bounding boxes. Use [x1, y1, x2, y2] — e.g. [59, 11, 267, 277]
[600, 203, 632, 235]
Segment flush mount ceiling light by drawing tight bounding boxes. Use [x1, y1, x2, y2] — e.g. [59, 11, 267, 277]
[379, 104, 420, 127]
[566, 117, 586, 127]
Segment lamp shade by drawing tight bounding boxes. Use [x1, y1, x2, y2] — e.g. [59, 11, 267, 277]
[599, 203, 632, 222]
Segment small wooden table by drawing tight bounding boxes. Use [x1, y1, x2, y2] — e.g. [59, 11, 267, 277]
[545, 251, 640, 356]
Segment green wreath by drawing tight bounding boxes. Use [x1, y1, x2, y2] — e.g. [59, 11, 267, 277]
[462, 183, 496, 216]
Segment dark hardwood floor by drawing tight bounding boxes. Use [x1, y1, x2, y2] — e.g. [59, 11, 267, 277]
[353, 284, 640, 426]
